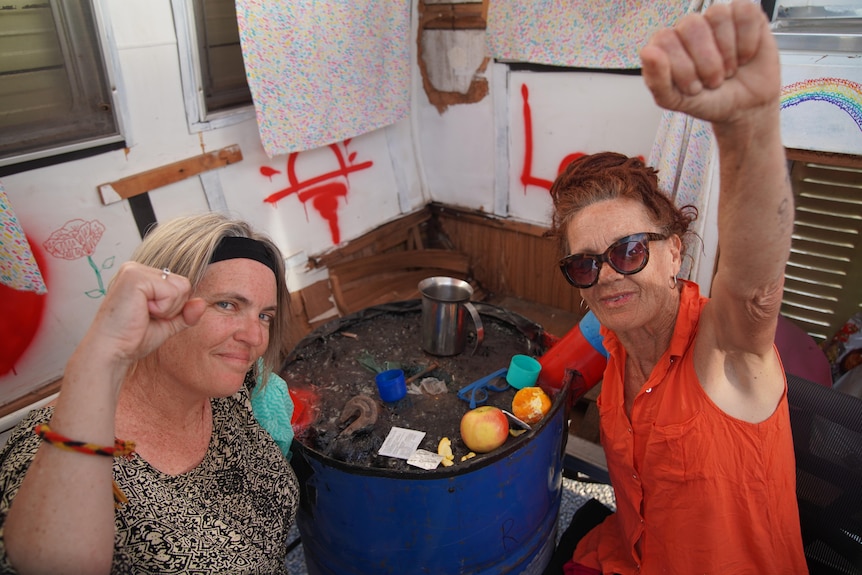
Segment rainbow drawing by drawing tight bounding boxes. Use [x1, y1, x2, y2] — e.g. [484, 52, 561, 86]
[780, 77, 862, 132]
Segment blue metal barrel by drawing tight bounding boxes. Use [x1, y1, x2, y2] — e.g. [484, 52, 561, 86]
[291, 389, 567, 574]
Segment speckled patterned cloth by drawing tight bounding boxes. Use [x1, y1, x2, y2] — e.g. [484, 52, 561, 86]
[0, 183, 45, 294]
[486, 0, 692, 69]
[0, 386, 298, 574]
[236, 1, 411, 155]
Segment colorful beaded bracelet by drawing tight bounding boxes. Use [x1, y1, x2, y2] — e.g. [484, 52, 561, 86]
[34, 423, 135, 458]
[34, 423, 136, 508]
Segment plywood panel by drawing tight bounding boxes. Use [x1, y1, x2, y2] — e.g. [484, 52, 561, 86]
[431, 203, 582, 313]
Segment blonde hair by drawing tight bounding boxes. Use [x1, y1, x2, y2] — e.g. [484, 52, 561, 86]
[130, 213, 289, 380]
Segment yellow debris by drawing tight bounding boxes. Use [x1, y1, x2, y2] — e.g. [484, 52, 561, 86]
[437, 437, 456, 467]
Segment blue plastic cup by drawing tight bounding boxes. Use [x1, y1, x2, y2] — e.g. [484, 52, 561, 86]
[375, 369, 407, 402]
[506, 354, 541, 389]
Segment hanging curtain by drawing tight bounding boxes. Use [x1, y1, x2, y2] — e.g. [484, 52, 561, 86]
[486, 0, 691, 69]
[647, 0, 747, 284]
[649, 111, 717, 281]
[235, 1, 411, 156]
[0, 182, 46, 294]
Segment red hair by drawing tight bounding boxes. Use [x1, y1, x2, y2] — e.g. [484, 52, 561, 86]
[548, 152, 697, 254]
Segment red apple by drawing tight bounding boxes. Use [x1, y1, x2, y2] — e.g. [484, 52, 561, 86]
[460, 406, 509, 453]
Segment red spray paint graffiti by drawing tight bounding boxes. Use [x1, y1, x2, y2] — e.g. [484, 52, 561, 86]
[259, 166, 282, 181]
[520, 83, 642, 195]
[520, 83, 586, 194]
[0, 237, 48, 376]
[262, 140, 373, 245]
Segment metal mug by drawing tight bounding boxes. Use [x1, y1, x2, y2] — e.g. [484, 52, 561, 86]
[418, 276, 484, 356]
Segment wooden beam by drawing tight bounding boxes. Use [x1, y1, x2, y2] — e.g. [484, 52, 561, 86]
[421, 2, 486, 30]
[310, 209, 432, 269]
[785, 147, 862, 169]
[564, 434, 610, 484]
[429, 202, 551, 238]
[98, 144, 243, 204]
[453, 3, 486, 29]
[0, 379, 61, 417]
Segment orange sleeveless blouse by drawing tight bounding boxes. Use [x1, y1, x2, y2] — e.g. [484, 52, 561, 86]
[571, 280, 808, 574]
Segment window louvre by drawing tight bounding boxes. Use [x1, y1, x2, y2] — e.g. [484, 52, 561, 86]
[0, 1, 121, 167]
[770, 4, 862, 53]
[193, 0, 251, 112]
[173, 0, 253, 131]
[782, 159, 862, 342]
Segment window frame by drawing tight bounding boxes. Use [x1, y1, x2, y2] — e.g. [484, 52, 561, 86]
[0, 0, 129, 172]
[769, 3, 862, 53]
[171, 0, 255, 134]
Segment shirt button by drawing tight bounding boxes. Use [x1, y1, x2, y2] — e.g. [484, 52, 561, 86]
[632, 473, 637, 479]
[645, 387, 653, 393]
[627, 427, 632, 433]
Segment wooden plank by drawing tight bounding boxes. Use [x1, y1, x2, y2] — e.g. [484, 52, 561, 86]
[429, 202, 550, 238]
[311, 209, 431, 269]
[452, 3, 486, 29]
[422, 4, 453, 29]
[564, 434, 609, 483]
[329, 249, 471, 314]
[432, 202, 581, 313]
[342, 272, 426, 313]
[300, 279, 337, 322]
[98, 144, 243, 204]
[421, 2, 485, 30]
[342, 268, 471, 314]
[0, 379, 61, 417]
[786, 147, 862, 170]
[329, 249, 469, 284]
[286, 290, 312, 352]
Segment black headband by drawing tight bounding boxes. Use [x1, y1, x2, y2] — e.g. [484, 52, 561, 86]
[210, 236, 278, 277]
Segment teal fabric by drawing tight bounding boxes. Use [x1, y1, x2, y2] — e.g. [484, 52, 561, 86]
[251, 365, 295, 459]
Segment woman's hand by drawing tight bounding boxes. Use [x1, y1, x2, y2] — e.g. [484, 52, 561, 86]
[86, 261, 205, 366]
[4, 261, 208, 575]
[640, 1, 780, 125]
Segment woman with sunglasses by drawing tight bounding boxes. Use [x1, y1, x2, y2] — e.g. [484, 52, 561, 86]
[548, 3, 807, 574]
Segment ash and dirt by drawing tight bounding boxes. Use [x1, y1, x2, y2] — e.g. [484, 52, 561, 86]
[280, 302, 555, 473]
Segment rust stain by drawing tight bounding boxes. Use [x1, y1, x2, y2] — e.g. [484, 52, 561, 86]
[417, 1, 490, 115]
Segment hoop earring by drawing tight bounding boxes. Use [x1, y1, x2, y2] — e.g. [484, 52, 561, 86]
[579, 298, 590, 314]
[670, 275, 678, 289]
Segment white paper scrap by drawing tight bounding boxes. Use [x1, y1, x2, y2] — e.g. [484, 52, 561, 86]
[378, 427, 426, 460]
[407, 449, 444, 470]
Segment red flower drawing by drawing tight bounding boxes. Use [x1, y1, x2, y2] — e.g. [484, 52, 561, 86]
[43, 219, 113, 298]
[43, 219, 105, 260]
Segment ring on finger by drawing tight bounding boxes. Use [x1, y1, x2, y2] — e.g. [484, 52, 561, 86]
[161, 268, 171, 280]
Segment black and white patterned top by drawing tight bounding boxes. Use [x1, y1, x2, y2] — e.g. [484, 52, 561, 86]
[0, 386, 299, 574]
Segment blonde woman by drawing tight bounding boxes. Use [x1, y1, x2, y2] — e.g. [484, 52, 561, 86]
[0, 214, 298, 574]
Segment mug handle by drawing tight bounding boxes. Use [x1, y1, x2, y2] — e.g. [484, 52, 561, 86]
[463, 301, 485, 356]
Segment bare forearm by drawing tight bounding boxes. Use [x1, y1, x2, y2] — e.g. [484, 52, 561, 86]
[3, 343, 125, 574]
[714, 105, 793, 295]
[3, 263, 200, 573]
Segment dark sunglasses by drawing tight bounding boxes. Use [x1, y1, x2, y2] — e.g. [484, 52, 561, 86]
[559, 232, 668, 288]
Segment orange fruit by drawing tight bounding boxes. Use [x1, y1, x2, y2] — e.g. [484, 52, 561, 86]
[511, 387, 551, 425]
